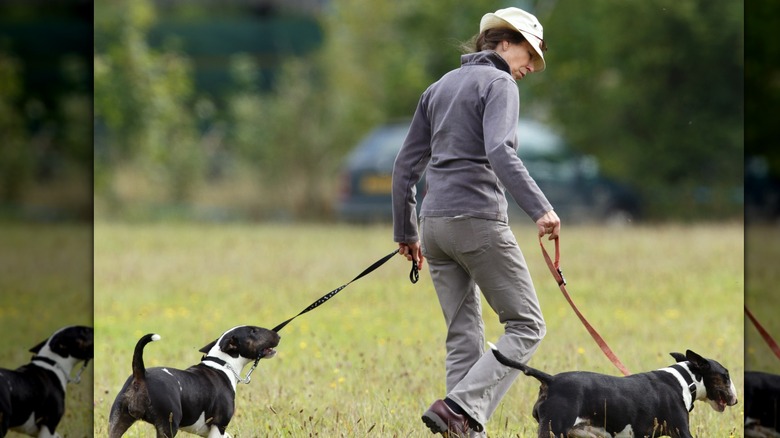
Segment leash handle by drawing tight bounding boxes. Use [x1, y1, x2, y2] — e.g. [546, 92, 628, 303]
[539, 236, 631, 376]
[410, 258, 419, 283]
[539, 237, 565, 286]
[745, 305, 780, 361]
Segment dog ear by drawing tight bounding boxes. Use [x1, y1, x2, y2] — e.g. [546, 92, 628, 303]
[221, 336, 240, 357]
[685, 350, 710, 370]
[199, 340, 217, 353]
[29, 340, 47, 354]
[669, 352, 687, 362]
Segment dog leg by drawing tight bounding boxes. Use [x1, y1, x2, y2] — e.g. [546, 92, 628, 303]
[35, 426, 62, 438]
[207, 425, 231, 438]
[154, 413, 180, 438]
[109, 417, 136, 438]
[538, 422, 566, 438]
[155, 424, 176, 438]
[108, 405, 138, 438]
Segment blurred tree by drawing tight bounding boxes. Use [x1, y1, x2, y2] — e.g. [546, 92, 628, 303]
[59, 54, 92, 211]
[228, 0, 503, 218]
[0, 2, 92, 220]
[237, 0, 743, 220]
[537, 0, 743, 219]
[93, 0, 744, 221]
[0, 51, 32, 203]
[94, 0, 202, 209]
[745, 0, 780, 169]
[744, 0, 780, 221]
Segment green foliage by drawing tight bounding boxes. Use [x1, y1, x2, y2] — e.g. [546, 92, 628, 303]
[745, 0, 780, 172]
[222, 0, 505, 218]
[0, 51, 33, 203]
[93, 0, 744, 221]
[224, 1, 428, 217]
[0, 4, 92, 219]
[538, 0, 743, 219]
[59, 54, 93, 197]
[94, 0, 203, 207]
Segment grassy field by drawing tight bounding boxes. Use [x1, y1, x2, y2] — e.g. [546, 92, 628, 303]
[93, 222, 744, 437]
[0, 224, 93, 438]
[745, 225, 780, 374]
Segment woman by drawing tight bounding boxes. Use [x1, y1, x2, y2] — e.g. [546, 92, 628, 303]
[391, 7, 560, 436]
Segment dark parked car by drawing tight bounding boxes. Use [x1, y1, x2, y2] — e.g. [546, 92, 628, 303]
[336, 119, 641, 225]
[746, 155, 780, 222]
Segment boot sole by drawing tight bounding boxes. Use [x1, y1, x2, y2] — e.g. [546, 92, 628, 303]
[422, 411, 448, 435]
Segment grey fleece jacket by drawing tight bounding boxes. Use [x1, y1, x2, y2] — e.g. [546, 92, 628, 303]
[392, 50, 553, 244]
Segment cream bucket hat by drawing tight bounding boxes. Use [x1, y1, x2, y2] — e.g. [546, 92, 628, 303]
[480, 7, 547, 71]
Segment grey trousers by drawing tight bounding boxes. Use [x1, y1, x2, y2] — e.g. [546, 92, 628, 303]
[420, 216, 546, 429]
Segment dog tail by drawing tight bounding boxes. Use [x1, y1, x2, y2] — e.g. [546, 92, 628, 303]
[487, 342, 553, 384]
[132, 333, 161, 382]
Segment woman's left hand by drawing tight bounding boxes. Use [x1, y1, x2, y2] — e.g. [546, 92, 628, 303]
[536, 210, 561, 240]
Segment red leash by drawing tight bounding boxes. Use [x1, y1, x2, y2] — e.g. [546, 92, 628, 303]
[745, 305, 780, 361]
[539, 237, 631, 376]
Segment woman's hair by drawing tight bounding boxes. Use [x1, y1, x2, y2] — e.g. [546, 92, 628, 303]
[461, 28, 527, 54]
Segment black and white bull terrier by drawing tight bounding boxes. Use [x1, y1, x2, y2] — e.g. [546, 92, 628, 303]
[745, 371, 780, 438]
[108, 325, 280, 437]
[489, 343, 737, 438]
[0, 325, 94, 438]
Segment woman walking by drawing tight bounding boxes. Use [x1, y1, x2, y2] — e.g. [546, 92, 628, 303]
[392, 7, 560, 436]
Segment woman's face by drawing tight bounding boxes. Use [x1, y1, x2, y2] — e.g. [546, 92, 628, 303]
[497, 40, 537, 81]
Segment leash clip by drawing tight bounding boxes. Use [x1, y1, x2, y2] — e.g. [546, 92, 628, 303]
[540, 236, 566, 286]
[556, 267, 566, 286]
[238, 358, 260, 385]
[410, 259, 419, 284]
[70, 359, 90, 384]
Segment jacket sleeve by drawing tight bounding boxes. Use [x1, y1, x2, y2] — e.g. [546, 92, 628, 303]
[392, 94, 432, 243]
[482, 77, 553, 222]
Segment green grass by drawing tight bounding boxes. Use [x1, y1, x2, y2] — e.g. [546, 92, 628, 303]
[745, 224, 780, 374]
[93, 222, 744, 437]
[0, 224, 93, 437]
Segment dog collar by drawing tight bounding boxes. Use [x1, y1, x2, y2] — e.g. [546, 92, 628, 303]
[669, 364, 698, 412]
[201, 355, 258, 385]
[30, 356, 89, 386]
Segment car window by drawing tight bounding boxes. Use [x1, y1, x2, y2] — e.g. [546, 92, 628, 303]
[347, 124, 409, 170]
[515, 119, 580, 182]
[516, 119, 565, 160]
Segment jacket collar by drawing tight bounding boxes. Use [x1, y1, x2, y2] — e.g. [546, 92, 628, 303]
[460, 50, 511, 75]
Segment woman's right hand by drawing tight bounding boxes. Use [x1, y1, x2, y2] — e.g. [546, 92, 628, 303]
[398, 241, 424, 270]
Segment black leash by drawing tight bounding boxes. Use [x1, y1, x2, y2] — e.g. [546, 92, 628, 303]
[272, 249, 419, 333]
